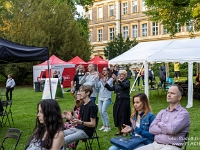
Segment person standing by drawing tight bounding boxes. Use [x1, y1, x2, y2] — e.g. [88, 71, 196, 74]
[79, 64, 98, 103]
[134, 67, 141, 87]
[96, 67, 113, 132]
[135, 85, 190, 150]
[52, 70, 58, 78]
[71, 65, 85, 95]
[174, 62, 180, 82]
[57, 71, 63, 84]
[6, 74, 15, 101]
[104, 70, 130, 136]
[158, 66, 166, 88]
[148, 66, 154, 88]
[141, 66, 145, 86]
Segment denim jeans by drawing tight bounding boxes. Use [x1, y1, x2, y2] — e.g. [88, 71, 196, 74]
[90, 97, 96, 103]
[98, 99, 111, 127]
[109, 145, 122, 150]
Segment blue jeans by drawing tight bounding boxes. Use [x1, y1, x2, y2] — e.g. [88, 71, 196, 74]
[109, 145, 122, 150]
[98, 99, 111, 127]
[90, 97, 96, 103]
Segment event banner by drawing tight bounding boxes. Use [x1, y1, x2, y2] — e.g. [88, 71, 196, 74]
[42, 78, 63, 99]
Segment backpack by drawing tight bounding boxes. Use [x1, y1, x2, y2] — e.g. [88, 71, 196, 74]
[148, 70, 153, 78]
[160, 70, 166, 81]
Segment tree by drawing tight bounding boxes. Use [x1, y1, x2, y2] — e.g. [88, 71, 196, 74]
[104, 33, 138, 60]
[144, 0, 200, 37]
[0, 0, 92, 84]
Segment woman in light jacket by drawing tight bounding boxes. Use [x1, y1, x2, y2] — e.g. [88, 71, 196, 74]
[95, 67, 113, 132]
[109, 93, 155, 150]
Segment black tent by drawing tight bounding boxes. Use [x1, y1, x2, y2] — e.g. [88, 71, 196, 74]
[0, 38, 48, 63]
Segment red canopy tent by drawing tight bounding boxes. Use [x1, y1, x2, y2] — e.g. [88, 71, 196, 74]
[33, 55, 75, 87]
[67, 56, 88, 67]
[87, 56, 108, 73]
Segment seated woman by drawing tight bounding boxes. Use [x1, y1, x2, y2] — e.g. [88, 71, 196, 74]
[109, 93, 155, 150]
[27, 99, 64, 150]
[196, 73, 200, 85]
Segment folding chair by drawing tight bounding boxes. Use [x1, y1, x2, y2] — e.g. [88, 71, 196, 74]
[0, 89, 6, 101]
[182, 132, 189, 150]
[7, 100, 14, 125]
[0, 101, 11, 127]
[82, 117, 101, 150]
[149, 81, 159, 96]
[0, 128, 22, 150]
[24, 135, 33, 150]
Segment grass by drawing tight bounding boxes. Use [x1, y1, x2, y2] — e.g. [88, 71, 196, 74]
[0, 78, 200, 150]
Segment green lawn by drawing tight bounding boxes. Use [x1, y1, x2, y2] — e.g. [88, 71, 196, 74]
[0, 80, 200, 150]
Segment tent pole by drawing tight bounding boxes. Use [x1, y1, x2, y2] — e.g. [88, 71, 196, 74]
[47, 60, 53, 99]
[144, 62, 149, 98]
[130, 64, 143, 94]
[186, 62, 193, 108]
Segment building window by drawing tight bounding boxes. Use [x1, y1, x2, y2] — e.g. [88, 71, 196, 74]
[163, 26, 168, 34]
[152, 22, 158, 35]
[98, 7, 102, 18]
[142, 0, 146, 11]
[109, 28, 115, 40]
[132, 25, 137, 38]
[186, 21, 193, 32]
[142, 23, 147, 36]
[175, 23, 181, 33]
[98, 29, 103, 41]
[109, 5, 114, 16]
[132, 1, 137, 13]
[88, 10, 91, 20]
[88, 31, 91, 41]
[123, 26, 128, 38]
[123, 2, 128, 15]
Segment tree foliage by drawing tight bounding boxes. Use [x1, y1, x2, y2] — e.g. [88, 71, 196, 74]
[0, 0, 92, 84]
[104, 33, 138, 60]
[144, 0, 200, 37]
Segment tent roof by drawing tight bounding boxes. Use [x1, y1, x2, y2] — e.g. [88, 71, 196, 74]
[37, 55, 69, 66]
[0, 38, 48, 63]
[109, 38, 200, 65]
[67, 56, 88, 65]
[88, 56, 108, 65]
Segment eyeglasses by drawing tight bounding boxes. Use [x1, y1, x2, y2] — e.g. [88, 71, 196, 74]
[103, 70, 107, 71]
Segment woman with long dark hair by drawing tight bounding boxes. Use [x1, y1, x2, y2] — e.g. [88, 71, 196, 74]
[27, 99, 64, 150]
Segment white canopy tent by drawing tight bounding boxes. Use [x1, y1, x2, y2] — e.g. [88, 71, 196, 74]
[109, 38, 200, 108]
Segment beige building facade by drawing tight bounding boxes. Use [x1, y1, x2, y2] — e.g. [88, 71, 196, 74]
[86, 0, 200, 59]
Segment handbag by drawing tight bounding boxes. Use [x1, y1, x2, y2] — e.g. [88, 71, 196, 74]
[110, 136, 147, 150]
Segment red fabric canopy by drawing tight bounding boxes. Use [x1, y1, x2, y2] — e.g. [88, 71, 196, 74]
[87, 56, 108, 65]
[87, 56, 108, 72]
[37, 55, 69, 65]
[67, 56, 88, 66]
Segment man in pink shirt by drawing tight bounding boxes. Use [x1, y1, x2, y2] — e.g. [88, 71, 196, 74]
[136, 84, 190, 150]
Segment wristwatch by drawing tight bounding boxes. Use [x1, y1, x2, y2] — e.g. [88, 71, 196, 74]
[82, 121, 84, 125]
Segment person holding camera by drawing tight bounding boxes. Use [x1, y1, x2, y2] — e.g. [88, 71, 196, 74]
[6, 74, 15, 101]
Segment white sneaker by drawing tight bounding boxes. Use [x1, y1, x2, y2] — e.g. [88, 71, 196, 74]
[99, 126, 106, 131]
[103, 127, 111, 132]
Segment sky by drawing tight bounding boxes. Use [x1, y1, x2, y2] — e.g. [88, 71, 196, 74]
[76, 5, 84, 16]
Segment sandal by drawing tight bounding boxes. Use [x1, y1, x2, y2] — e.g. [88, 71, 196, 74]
[114, 132, 122, 136]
